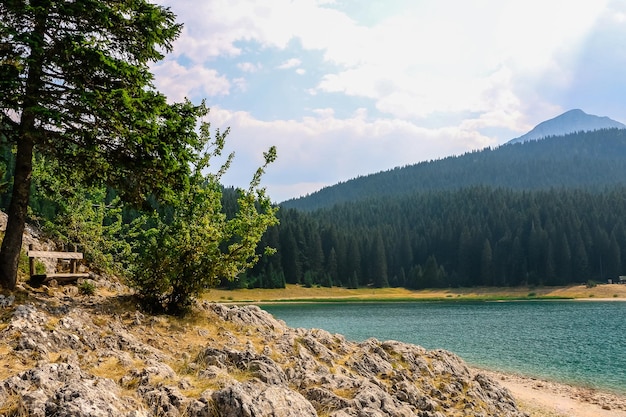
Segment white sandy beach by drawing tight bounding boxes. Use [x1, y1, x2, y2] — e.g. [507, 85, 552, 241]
[479, 369, 626, 417]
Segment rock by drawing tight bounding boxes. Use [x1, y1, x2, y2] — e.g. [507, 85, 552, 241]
[0, 297, 529, 417]
[212, 381, 317, 417]
[303, 386, 352, 411]
[1, 363, 126, 417]
[0, 294, 15, 308]
[139, 385, 185, 417]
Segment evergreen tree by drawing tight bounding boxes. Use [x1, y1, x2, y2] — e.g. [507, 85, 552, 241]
[346, 238, 362, 286]
[0, 0, 199, 289]
[326, 247, 338, 287]
[480, 239, 493, 286]
[280, 224, 302, 284]
[423, 255, 441, 288]
[607, 234, 622, 279]
[556, 233, 572, 283]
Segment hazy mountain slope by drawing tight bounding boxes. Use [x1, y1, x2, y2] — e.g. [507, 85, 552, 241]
[507, 109, 625, 144]
[281, 128, 626, 211]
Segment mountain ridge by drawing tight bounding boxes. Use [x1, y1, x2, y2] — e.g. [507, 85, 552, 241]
[507, 109, 625, 144]
[282, 128, 626, 211]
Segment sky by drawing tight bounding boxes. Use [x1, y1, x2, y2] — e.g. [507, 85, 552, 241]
[152, 0, 626, 203]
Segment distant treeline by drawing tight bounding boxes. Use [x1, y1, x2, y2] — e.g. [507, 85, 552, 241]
[282, 128, 626, 211]
[244, 186, 626, 289]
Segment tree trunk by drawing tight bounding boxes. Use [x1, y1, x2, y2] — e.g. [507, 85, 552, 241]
[0, 3, 46, 290]
[0, 137, 34, 289]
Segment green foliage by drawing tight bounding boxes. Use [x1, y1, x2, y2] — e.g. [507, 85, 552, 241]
[17, 249, 29, 278]
[0, 0, 201, 289]
[586, 280, 597, 288]
[256, 185, 626, 289]
[29, 156, 132, 276]
[284, 128, 626, 211]
[129, 122, 278, 315]
[78, 280, 96, 296]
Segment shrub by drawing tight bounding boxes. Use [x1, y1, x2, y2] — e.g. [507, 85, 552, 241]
[78, 280, 96, 296]
[129, 124, 278, 315]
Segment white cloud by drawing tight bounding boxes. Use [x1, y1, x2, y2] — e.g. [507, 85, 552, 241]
[237, 62, 261, 73]
[277, 58, 301, 69]
[157, 0, 354, 62]
[151, 61, 230, 102]
[312, 0, 609, 121]
[151, 0, 622, 200]
[205, 107, 498, 202]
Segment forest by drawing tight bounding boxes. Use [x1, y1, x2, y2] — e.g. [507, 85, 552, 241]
[246, 186, 626, 289]
[244, 130, 626, 290]
[283, 128, 626, 211]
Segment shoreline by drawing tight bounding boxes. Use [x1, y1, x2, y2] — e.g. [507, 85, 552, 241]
[475, 368, 626, 417]
[203, 283, 626, 304]
[225, 296, 626, 305]
[204, 284, 626, 417]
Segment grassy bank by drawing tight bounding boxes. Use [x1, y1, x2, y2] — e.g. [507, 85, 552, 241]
[202, 283, 626, 304]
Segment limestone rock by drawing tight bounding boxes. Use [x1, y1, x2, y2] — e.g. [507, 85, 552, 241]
[0, 363, 127, 417]
[0, 298, 529, 417]
[212, 381, 317, 417]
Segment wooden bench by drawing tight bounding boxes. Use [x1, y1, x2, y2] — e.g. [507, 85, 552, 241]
[27, 244, 90, 286]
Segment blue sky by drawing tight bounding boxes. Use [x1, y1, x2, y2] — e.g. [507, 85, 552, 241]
[152, 0, 626, 203]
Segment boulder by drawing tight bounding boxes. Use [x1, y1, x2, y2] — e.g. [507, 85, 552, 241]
[212, 381, 317, 417]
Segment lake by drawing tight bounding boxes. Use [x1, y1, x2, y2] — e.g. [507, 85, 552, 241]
[261, 300, 626, 394]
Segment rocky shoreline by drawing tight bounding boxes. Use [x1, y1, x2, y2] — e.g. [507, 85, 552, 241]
[0, 286, 529, 417]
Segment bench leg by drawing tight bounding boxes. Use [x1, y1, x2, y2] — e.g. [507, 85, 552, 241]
[29, 244, 35, 277]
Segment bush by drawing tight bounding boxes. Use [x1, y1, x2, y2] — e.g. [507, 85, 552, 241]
[78, 280, 96, 296]
[129, 124, 278, 315]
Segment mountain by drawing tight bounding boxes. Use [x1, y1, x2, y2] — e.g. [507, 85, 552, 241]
[262, 116, 626, 293]
[507, 109, 625, 144]
[281, 128, 626, 211]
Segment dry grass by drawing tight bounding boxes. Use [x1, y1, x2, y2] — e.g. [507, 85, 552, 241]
[89, 356, 139, 382]
[0, 393, 28, 417]
[1, 278, 625, 414]
[0, 351, 37, 381]
[201, 283, 626, 303]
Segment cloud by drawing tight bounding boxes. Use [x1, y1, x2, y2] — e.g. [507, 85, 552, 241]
[151, 61, 230, 102]
[277, 58, 302, 69]
[150, 0, 623, 201]
[205, 107, 498, 202]
[237, 62, 262, 73]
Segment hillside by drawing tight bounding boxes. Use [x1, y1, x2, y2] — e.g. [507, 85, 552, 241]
[250, 186, 626, 290]
[0, 215, 532, 417]
[282, 128, 626, 211]
[0, 288, 532, 417]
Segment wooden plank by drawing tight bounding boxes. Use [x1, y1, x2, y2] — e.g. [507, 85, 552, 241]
[44, 273, 90, 283]
[27, 251, 83, 259]
[45, 273, 90, 278]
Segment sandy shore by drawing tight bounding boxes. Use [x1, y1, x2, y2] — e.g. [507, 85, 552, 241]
[477, 369, 626, 417]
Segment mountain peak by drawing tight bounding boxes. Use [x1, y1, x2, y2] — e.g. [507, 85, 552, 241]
[507, 109, 625, 144]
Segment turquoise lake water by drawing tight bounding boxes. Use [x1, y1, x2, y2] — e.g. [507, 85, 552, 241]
[261, 301, 626, 394]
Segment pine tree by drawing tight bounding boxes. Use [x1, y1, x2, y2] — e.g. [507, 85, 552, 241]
[480, 239, 493, 286]
[0, 0, 199, 289]
[371, 232, 389, 288]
